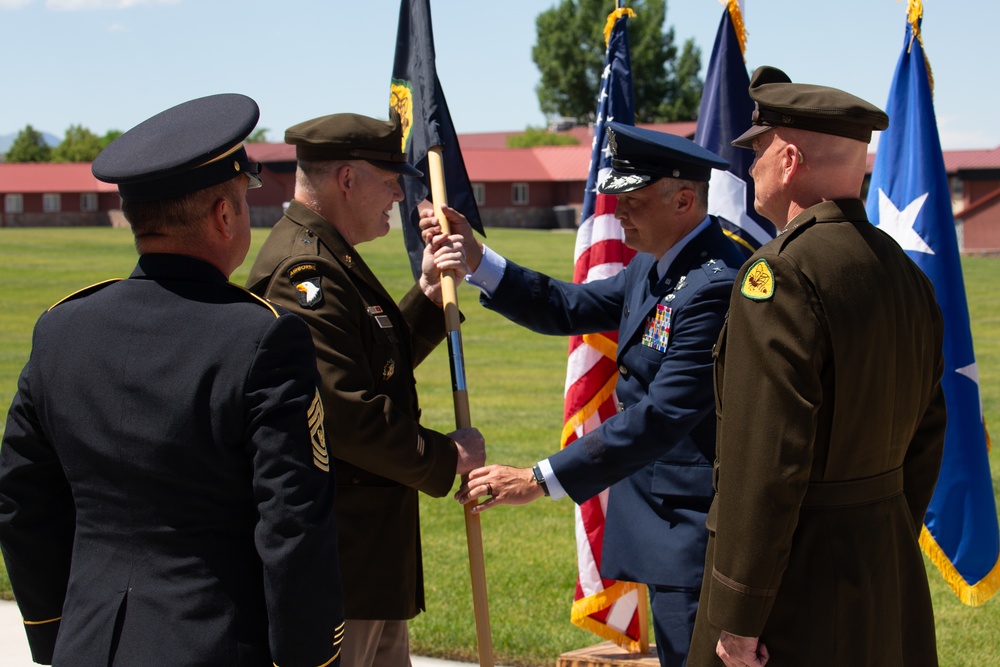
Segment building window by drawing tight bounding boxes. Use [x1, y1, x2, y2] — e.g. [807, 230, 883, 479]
[43, 193, 61, 213]
[81, 193, 98, 212]
[472, 183, 486, 206]
[949, 176, 964, 199]
[512, 183, 529, 205]
[4, 194, 23, 214]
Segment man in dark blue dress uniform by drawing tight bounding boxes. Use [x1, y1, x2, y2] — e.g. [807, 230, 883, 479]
[434, 124, 745, 667]
[0, 94, 345, 666]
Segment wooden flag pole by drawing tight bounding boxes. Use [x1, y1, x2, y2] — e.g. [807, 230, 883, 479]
[426, 145, 494, 667]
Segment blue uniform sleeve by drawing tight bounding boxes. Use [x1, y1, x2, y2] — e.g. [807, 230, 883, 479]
[482, 258, 626, 336]
[551, 276, 732, 502]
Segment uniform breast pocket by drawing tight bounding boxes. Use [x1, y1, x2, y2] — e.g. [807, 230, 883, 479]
[629, 342, 666, 377]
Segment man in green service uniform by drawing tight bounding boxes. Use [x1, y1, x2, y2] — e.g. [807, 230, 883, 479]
[689, 67, 946, 667]
[247, 111, 485, 667]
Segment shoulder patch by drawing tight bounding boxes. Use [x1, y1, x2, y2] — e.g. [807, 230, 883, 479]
[48, 279, 121, 311]
[741, 259, 775, 301]
[287, 262, 324, 310]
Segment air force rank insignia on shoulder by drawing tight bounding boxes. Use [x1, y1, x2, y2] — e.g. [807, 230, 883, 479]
[287, 262, 324, 309]
[741, 259, 774, 301]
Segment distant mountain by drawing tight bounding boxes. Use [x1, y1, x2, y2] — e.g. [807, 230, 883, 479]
[0, 131, 62, 156]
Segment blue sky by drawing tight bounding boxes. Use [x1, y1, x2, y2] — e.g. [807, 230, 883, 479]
[1, 0, 996, 150]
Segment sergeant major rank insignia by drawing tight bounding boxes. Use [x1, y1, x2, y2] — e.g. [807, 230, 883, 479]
[308, 388, 330, 472]
[741, 259, 775, 301]
[287, 262, 324, 309]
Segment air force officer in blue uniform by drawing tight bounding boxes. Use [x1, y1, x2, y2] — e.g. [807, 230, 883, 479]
[0, 95, 345, 666]
[434, 124, 744, 666]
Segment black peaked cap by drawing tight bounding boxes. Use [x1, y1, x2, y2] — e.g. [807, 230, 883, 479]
[92, 93, 260, 203]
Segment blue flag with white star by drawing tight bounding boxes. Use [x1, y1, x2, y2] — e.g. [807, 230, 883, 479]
[866, 17, 1000, 606]
[693, 4, 775, 257]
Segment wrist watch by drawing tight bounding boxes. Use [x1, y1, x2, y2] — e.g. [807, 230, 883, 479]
[532, 464, 550, 496]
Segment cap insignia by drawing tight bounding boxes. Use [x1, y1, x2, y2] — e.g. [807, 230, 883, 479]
[741, 259, 774, 301]
[603, 174, 645, 191]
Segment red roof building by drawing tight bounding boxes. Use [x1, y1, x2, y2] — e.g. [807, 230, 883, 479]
[3, 124, 999, 252]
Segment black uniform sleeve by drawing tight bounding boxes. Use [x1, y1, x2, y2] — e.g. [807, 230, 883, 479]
[245, 313, 345, 667]
[0, 354, 74, 665]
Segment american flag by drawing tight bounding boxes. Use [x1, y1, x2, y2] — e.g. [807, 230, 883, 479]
[561, 5, 644, 652]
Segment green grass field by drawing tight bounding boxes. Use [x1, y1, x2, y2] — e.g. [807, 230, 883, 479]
[0, 227, 998, 665]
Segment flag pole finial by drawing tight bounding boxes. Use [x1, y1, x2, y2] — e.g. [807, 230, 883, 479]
[904, 0, 934, 97]
[723, 0, 748, 57]
[604, 6, 636, 47]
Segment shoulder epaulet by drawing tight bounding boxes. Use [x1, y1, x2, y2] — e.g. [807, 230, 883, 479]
[227, 283, 282, 319]
[699, 258, 736, 281]
[48, 279, 121, 311]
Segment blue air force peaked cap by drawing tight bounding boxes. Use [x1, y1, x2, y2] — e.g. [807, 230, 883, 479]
[731, 66, 889, 149]
[92, 93, 261, 203]
[598, 122, 729, 194]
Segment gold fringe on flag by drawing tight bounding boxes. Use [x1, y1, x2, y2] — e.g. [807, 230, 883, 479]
[571, 580, 646, 653]
[905, 0, 934, 95]
[604, 6, 637, 47]
[920, 525, 1000, 606]
[723, 0, 748, 56]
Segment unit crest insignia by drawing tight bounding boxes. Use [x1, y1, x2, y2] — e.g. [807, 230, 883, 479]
[741, 259, 774, 301]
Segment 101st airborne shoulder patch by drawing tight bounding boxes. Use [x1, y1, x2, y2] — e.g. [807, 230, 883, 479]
[309, 388, 330, 472]
[741, 259, 775, 301]
[287, 263, 324, 309]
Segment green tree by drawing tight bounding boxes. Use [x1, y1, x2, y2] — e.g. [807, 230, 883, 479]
[532, 0, 702, 124]
[247, 128, 269, 143]
[100, 130, 122, 151]
[506, 127, 581, 148]
[658, 38, 702, 120]
[5, 125, 53, 162]
[52, 124, 104, 162]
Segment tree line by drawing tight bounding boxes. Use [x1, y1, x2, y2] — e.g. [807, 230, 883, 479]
[3, 125, 122, 163]
[2, 125, 271, 163]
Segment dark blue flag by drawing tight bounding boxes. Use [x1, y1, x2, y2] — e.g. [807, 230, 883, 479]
[390, 0, 483, 279]
[866, 15, 1000, 605]
[693, 4, 775, 256]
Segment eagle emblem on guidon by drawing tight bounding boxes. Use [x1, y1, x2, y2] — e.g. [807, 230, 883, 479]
[389, 79, 414, 152]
